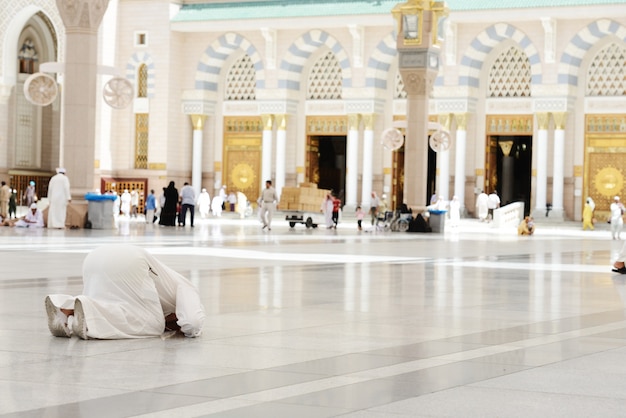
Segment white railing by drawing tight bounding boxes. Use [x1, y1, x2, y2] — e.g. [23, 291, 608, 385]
[492, 201, 525, 229]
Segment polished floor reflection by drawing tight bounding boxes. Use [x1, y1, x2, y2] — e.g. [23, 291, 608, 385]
[1, 214, 625, 417]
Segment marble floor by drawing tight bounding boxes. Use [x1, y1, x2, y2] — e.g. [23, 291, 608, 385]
[1, 212, 626, 418]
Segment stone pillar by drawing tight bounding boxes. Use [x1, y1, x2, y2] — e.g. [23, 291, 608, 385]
[346, 114, 360, 210]
[453, 113, 468, 214]
[499, 141, 515, 205]
[402, 70, 437, 209]
[551, 112, 566, 220]
[361, 114, 375, 207]
[190, 115, 207, 197]
[261, 114, 274, 190]
[55, 0, 110, 198]
[275, 114, 287, 198]
[533, 112, 549, 218]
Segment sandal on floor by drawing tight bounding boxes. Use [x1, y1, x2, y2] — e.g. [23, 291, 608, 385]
[612, 267, 626, 274]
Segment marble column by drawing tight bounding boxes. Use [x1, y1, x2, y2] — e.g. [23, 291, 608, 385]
[361, 114, 375, 208]
[261, 114, 274, 190]
[346, 114, 360, 210]
[551, 112, 567, 220]
[55, 0, 110, 198]
[275, 114, 287, 198]
[453, 113, 468, 214]
[533, 112, 550, 218]
[190, 115, 207, 197]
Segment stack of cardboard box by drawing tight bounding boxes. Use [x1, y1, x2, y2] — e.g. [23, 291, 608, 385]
[280, 183, 330, 212]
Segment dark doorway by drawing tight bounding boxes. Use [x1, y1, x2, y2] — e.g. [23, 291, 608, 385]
[308, 135, 346, 200]
[426, 138, 437, 204]
[491, 135, 532, 214]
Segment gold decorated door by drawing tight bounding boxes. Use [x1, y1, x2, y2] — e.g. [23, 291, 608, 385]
[306, 136, 320, 184]
[223, 117, 262, 201]
[584, 115, 626, 221]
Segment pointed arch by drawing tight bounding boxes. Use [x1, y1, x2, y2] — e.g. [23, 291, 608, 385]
[195, 33, 264, 93]
[126, 52, 155, 98]
[278, 30, 352, 92]
[558, 19, 626, 87]
[458, 23, 541, 89]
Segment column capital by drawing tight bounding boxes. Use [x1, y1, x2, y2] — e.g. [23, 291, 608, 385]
[189, 114, 207, 131]
[453, 113, 468, 131]
[348, 114, 362, 131]
[275, 114, 288, 131]
[437, 113, 452, 130]
[535, 112, 550, 130]
[362, 114, 376, 131]
[552, 112, 567, 130]
[56, 0, 110, 33]
[261, 114, 274, 131]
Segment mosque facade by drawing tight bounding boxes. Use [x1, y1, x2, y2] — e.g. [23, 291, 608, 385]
[2, 0, 626, 221]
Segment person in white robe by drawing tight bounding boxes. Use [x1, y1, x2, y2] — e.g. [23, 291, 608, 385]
[476, 191, 489, 222]
[321, 194, 334, 229]
[211, 195, 223, 217]
[197, 188, 211, 218]
[47, 167, 71, 229]
[448, 195, 461, 228]
[120, 189, 131, 217]
[44, 244, 205, 339]
[6, 203, 44, 227]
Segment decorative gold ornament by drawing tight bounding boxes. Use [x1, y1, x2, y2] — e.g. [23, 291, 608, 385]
[231, 162, 256, 191]
[593, 166, 624, 198]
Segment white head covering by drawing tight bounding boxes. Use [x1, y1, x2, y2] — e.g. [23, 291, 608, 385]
[30, 203, 37, 209]
[56, 167, 66, 174]
[615, 196, 620, 201]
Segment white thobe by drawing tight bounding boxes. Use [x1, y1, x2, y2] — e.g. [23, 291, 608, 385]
[47, 244, 205, 339]
[15, 209, 44, 227]
[476, 193, 489, 221]
[47, 173, 71, 228]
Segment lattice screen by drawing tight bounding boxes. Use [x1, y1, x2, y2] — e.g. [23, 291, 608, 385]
[587, 43, 626, 96]
[225, 54, 256, 101]
[395, 72, 408, 99]
[307, 51, 342, 100]
[488, 46, 531, 98]
[135, 114, 149, 169]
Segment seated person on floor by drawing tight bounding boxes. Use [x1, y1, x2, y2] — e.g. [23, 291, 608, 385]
[45, 244, 205, 339]
[1, 203, 43, 227]
[517, 216, 535, 235]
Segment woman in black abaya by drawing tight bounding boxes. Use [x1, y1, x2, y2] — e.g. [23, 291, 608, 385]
[158, 181, 178, 226]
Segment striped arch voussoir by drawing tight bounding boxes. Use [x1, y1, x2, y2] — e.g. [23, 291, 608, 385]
[126, 52, 155, 99]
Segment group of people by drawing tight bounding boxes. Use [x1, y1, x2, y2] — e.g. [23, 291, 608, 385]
[475, 190, 501, 222]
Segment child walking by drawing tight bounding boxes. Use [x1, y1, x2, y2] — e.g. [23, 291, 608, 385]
[356, 206, 365, 230]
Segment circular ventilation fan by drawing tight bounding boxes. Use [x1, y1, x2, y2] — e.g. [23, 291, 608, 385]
[103, 77, 133, 109]
[381, 128, 404, 151]
[429, 130, 451, 152]
[24, 73, 58, 106]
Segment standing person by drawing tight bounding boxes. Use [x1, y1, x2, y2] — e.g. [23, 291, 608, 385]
[0, 181, 10, 219]
[145, 189, 157, 224]
[23, 181, 36, 207]
[582, 197, 595, 230]
[228, 191, 237, 212]
[110, 190, 120, 216]
[130, 189, 139, 218]
[356, 205, 365, 230]
[331, 193, 341, 228]
[612, 240, 626, 274]
[211, 195, 223, 217]
[258, 180, 278, 230]
[321, 193, 334, 229]
[197, 188, 211, 218]
[449, 195, 461, 228]
[179, 182, 196, 227]
[159, 182, 178, 226]
[120, 189, 131, 217]
[476, 190, 489, 222]
[219, 185, 227, 210]
[487, 190, 500, 220]
[44, 244, 205, 339]
[610, 196, 624, 240]
[8, 189, 17, 219]
[369, 191, 380, 226]
[47, 168, 71, 229]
